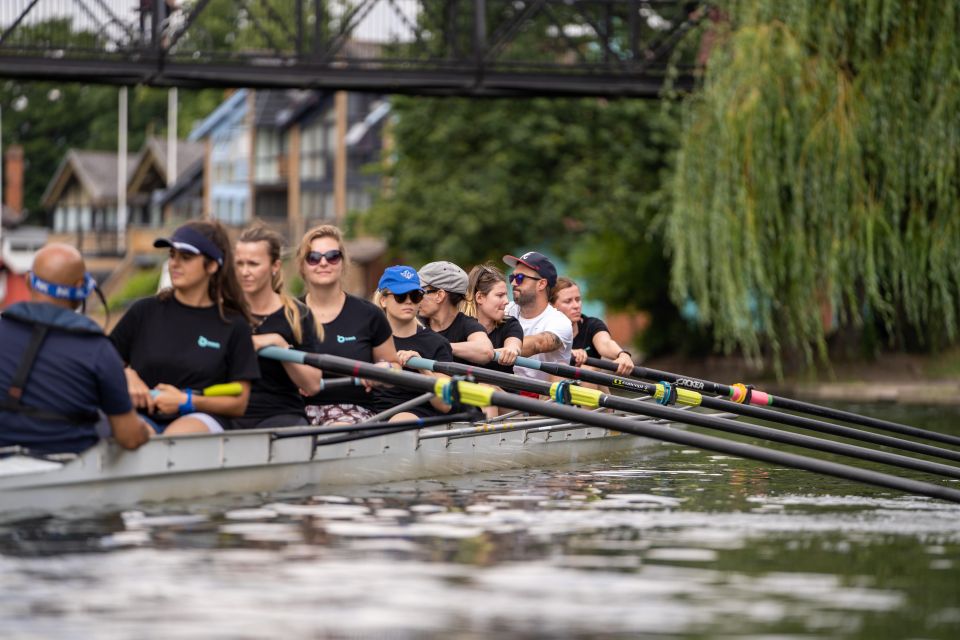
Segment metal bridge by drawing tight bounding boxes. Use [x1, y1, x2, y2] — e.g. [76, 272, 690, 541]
[0, 0, 708, 97]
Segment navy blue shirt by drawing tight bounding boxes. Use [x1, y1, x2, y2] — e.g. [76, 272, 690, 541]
[0, 303, 131, 454]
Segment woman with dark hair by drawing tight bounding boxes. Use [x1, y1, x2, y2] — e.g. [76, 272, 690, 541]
[297, 224, 398, 425]
[418, 260, 494, 365]
[110, 220, 260, 435]
[371, 265, 452, 422]
[462, 263, 522, 374]
[232, 223, 323, 429]
[550, 277, 634, 376]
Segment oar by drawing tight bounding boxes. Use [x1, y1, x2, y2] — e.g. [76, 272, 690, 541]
[258, 347, 960, 504]
[583, 356, 960, 448]
[149, 382, 243, 399]
[511, 355, 960, 465]
[414, 356, 960, 482]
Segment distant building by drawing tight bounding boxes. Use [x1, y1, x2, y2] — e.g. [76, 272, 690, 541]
[184, 88, 388, 237]
[1, 145, 46, 309]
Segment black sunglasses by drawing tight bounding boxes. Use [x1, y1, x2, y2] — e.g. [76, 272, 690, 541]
[305, 249, 343, 266]
[509, 273, 542, 285]
[384, 289, 425, 304]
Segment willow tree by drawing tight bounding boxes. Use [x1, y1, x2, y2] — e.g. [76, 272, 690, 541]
[667, 1, 960, 366]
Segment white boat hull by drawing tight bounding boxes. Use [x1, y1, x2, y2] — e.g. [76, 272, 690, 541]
[0, 419, 664, 516]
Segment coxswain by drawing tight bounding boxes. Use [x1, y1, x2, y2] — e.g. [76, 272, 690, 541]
[0, 243, 150, 453]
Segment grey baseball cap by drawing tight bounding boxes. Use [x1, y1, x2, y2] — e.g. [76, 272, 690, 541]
[419, 261, 469, 295]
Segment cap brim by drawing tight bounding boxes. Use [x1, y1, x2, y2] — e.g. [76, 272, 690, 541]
[154, 238, 202, 255]
[387, 283, 422, 295]
[502, 254, 538, 272]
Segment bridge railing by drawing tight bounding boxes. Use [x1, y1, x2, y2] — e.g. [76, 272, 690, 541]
[0, 0, 709, 96]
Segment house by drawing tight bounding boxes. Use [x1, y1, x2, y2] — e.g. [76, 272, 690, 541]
[185, 88, 388, 237]
[41, 150, 137, 255]
[126, 136, 204, 227]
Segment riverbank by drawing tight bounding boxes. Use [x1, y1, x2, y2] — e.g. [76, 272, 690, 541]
[643, 348, 960, 405]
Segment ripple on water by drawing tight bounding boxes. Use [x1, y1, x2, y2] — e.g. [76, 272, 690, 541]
[3, 443, 960, 637]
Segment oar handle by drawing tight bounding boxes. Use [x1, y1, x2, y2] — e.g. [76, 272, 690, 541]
[258, 345, 306, 363]
[149, 382, 243, 399]
[406, 356, 436, 371]
[259, 346, 362, 388]
[491, 350, 543, 370]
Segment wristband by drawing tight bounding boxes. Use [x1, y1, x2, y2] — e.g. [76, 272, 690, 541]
[617, 350, 632, 359]
[178, 388, 194, 415]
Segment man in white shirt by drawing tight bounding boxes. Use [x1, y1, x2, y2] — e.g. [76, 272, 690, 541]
[502, 251, 573, 382]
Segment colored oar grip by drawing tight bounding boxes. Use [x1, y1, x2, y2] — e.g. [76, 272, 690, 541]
[149, 382, 243, 399]
[405, 356, 436, 371]
[258, 345, 306, 364]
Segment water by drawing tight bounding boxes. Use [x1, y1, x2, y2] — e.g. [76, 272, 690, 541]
[2, 404, 959, 639]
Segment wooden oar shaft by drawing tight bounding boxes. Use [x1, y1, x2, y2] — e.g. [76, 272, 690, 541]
[527, 357, 960, 465]
[260, 349, 960, 504]
[583, 356, 960, 448]
[435, 356, 960, 481]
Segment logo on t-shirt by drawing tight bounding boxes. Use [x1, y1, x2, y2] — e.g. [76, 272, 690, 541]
[197, 335, 221, 349]
[337, 335, 357, 344]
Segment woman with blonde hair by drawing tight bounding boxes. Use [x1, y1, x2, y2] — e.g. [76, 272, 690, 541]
[232, 223, 323, 429]
[297, 224, 398, 425]
[110, 219, 260, 435]
[462, 263, 522, 374]
[550, 277, 634, 376]
[372, 265, 452, 421]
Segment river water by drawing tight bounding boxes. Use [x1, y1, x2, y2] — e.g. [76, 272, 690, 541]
[1, 403, 959, 638]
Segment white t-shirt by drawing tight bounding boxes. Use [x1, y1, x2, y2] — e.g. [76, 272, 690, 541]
[505, 302, 573, 382]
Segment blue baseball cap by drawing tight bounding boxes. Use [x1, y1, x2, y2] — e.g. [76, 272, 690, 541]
[378, 265, 422, 294]
[154, 225, 224, 266]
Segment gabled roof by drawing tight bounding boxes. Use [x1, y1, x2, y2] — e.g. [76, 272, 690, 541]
[41, 150, 138, 209]
[254, 89, 315, 129]
[189, 89, 249, 141]
[128, 137, 204, 195]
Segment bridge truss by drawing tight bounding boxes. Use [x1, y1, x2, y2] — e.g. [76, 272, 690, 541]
[0, 0, 709, 96]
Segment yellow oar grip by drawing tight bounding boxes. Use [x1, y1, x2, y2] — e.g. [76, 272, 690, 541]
[548, 382, 602, 408]
[434, 379, 495, 408]
[676, 388, 702, 407]
[202, 382, 244, 397]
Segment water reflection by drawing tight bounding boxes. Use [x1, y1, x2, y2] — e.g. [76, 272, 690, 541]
[1, 405, 960, 638]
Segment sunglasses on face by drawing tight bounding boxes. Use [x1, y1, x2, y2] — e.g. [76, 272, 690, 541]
[509, 273, 542, 285]
[384, 289, 425, 304]
[305, 249, 343, 266]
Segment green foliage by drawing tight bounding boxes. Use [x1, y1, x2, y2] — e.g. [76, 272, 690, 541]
[668, 0, 960, 367]
[108, 268, 161, 311]
[361, 96, 675, 269]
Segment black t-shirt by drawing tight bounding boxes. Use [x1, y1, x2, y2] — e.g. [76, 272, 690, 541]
[303, 294, 394, 409]
[485, 316, 524, 375]
[431, 311, 487, 365]
[109, 296, 260, 411]
[572, 315, 609, 357]
[245, 301, 322, 421]
[373, 326, 452, 416]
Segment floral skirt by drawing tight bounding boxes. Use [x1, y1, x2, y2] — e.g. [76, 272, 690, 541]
[305, 403, 376, 426]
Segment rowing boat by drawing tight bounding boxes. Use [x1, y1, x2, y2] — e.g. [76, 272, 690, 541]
[0, 412, 673, 517]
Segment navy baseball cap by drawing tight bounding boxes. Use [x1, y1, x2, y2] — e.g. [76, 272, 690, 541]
[502, 251, 558, 287]
[378, 265, 422, 294]
[154, 225, 224, 266]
